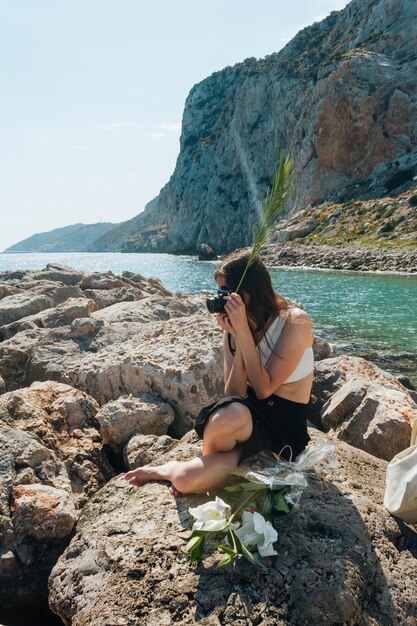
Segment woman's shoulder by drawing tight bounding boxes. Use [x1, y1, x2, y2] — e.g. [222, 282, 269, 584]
[281, 306, 310, 325]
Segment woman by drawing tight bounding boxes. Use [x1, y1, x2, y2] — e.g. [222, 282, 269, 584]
[125, 251, 313, 494]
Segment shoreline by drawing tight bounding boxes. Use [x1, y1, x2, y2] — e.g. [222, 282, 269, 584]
[268, 263, 417, 278]
[2, 246, 417, 276]
[262, 242, 417, 274]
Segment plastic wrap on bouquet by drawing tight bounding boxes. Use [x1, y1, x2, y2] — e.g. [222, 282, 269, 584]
[226, 441, 337, 509]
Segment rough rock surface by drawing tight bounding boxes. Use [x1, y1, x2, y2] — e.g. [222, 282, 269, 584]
[308, 355, 417, 460]
[123, 433, 177, 469]
[262, 241, 417, 273]
[6, 298, 224, 437]
[48, 430, 417, 626]
[312, 335, 337, 361]
[96, 393, 175, 453]
[0, 423, 76, 608]
[0, 297, 95, 340]
[0, 381, 114, 505]
[92, 0, 417, 255]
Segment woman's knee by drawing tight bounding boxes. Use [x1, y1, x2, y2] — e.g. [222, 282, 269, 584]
[206, 403, 251, 435]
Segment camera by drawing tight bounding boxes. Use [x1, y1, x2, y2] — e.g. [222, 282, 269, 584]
[206, 286, 231, 313]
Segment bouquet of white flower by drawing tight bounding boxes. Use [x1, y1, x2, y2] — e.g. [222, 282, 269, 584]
[181, 441, 335, 567]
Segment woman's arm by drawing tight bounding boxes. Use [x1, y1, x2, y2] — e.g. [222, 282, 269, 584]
[224, 342, 247, 396]
[217, 313, 247, 397]
[224, 295, 312, 399]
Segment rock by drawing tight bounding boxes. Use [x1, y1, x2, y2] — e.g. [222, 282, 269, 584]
[29, 268, 84, 286]
[0, 284, 23, 300]
[79, 273, 129, 291]
[0, 292, 54, 326]
[197, 243, 217, 260]
[48, 430, 417, 625]
[0, 281, 88, 329]
[20, 298, 223, 436]
[262, 241, 417, 273]
[96, 394, 175, 453]
[0, 297, 95, 340]
[0, 374, 5, 395]
[312, 335, 337, 361]
[123, 433, 177, 468]
[70, 317, 102, 338]
[320, 377, 368, 430]
[0, 423, 75, 608]
[397, 375, 416, 390]
[0, 381, 114, 505]
[0, 328, 44, 391]
[309, 355, 417, 461]
[12, 484, 78, 541]
[41, 297, 95, 328]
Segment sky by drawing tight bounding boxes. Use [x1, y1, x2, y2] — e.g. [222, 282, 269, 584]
[0, 0, 349, 252]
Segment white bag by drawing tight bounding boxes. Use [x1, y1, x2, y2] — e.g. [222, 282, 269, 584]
[384, 419, 417, 523]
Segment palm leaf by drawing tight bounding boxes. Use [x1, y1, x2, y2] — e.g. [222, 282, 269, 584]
[236, 150, 294, 293]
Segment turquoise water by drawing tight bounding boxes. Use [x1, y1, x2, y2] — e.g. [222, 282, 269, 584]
[1, 252, 417, 383]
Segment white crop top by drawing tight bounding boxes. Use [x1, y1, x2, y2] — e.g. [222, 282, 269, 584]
[256, 315, 314, 383]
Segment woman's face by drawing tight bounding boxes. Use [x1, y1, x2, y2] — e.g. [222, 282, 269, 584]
[216, 273, 227, 289]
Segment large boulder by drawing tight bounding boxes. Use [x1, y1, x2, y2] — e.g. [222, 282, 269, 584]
[0, 423, 76, 608]
[0, 297, 95, 340]
[0, 381, 114, 505]
[48, 430, 417, 626]
[0, 283, 87, 327]
[17, 297, 223, 436]
[309, 355, 417, 461]
[96, 393, 175, 453]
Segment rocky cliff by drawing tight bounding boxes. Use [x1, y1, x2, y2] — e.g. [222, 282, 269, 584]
[120, 0, 417, 254]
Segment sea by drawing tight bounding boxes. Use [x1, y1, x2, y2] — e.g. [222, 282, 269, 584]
[1, 251, 417, 385]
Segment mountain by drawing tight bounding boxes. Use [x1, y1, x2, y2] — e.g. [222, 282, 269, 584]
[119, 0, 417, 254]
[7, 0, 417, 256]
[3, 222, 117, 253]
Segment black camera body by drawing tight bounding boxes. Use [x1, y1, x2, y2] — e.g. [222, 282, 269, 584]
[206, 287, 231, 313]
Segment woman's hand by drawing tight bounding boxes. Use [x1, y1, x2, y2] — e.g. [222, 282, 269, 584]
[223, 293, 250, 335]
[216, 312, 236, 338]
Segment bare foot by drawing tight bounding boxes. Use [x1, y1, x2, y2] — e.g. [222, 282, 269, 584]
[124, 462, 177, 488]
[169, 484, 183, 497]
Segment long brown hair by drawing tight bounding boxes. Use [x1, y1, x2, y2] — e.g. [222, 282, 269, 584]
[214, 250, 289, 336]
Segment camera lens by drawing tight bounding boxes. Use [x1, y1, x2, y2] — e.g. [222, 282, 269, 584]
[206, 297, 226, 313]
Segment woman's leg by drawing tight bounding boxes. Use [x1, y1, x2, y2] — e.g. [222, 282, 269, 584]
[124, 403, 252, 493]
[124, 448, 241, 494]
[202, 402, 253, 455]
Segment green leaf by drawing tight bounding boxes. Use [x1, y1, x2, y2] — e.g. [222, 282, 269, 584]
[273, 493, 291, 513]
[188, 534, 206, 564]
[216, 545, 236, 555]
[236, 150, 294, 293]
[179, 529, 206, 542]
[180, 530, 207, 563]
[255, 491, 273, 521]
[217, 553, 236, 568]
[229, 528, 262, 567]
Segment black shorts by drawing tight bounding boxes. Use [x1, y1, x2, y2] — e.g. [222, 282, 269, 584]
[194, 386, 310, 463]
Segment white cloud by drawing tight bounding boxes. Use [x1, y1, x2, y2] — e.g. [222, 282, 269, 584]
[149, 132, 165, 139]
[160, 123, 181, 132]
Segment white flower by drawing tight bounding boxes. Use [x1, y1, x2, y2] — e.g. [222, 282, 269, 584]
[189, 496, 233, 532]
[235, 511, 278, 557]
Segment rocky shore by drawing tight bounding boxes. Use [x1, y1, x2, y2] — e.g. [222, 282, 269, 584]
[0, 263, 416, 625]
[262, 241, 417, 273]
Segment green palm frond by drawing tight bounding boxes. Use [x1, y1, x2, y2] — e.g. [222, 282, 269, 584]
[236, 150, 294, 292]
